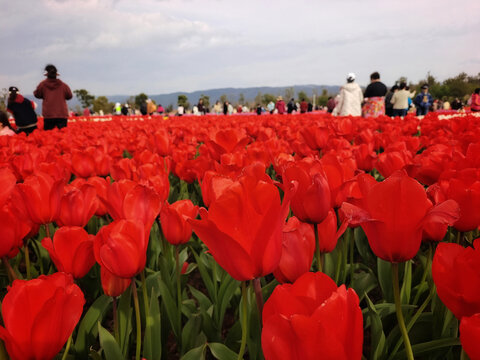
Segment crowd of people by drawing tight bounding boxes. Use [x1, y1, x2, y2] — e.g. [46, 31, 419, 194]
[2, 66, 480, 137]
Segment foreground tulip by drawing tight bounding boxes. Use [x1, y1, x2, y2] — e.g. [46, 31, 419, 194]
[282, 160, 330, 224]
[190, 171, 292, 281]
[0, 272, 85, 360]
[340, 170, 459, 262]
[56, 184, 98, 227]
[100, 266, 131, 297]
[17, 171, 64, 225]
[460, 313, 480, 360]
[0, 167, 16, 208]
[262, 272, 363, 360]
[432, 239, 480, 319]
[94, 219, 148, 279]
[273, 217, 315, 284]
[0, 203, 31, 259]
[160, 200, 199, 245]
[42, 226, 96, 279]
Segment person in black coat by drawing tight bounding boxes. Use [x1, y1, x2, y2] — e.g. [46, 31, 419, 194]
[7, 86, 38, 134]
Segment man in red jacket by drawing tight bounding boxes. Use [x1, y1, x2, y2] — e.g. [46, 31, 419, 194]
[34, 64, 72, 130]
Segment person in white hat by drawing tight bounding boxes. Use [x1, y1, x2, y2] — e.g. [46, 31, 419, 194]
[333, 73, 363, 116]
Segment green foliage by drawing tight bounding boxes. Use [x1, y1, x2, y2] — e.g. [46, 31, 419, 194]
[74, 89, 95, 108]
[199, 94, 210, 108]
[261, 93, 276, 106]
[284, 87, 294, 100]
[177, 94, 190, 109]
[92, 96, 114, 114]
[238, 93, 245, 105]
[413, 71, 480, 101]
[219, 94, 228, 104]
[297, 90, 310, 102]
[135, 93, 148, 108]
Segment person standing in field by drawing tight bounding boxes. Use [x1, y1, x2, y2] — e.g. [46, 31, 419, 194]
[390, 82, 410, 117]
[414, 84, 433, 116]
[7, 86, 38, 134]
[470, 88, 480, 112]
[34, 64, 72, 130]
[333, 73, 363, 116]
[275, 96, 286, 114]
[362, 72, 387, 117]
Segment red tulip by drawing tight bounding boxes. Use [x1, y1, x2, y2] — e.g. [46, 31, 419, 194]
[190, 170, 293, 281]
[460, 313, 480, 360]
[0, 167, 16, 208]
[41, 226, 96, 279]
[0, 203, 30, 259]
[17, 172, 64, 225]
[273, 217, 315, 283]
[100, 266, 131, 297]
[340, 170, 459, 262]
[432, 239, 480, 319]
[160, 200, 199, 245]
[282, 159, 330, 224]
[262, 272, 363, 360]
[199, 171, 234, 207]
[317, 209, 348, 253]
[71, 150, 96, 178]
[56, 184, 98, 227]
[0, 272, 85, 360]
[94, 219, 148, 279]
[101, 180, 161, 235]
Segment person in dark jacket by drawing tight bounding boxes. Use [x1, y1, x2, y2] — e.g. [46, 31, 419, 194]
[34, 64, 72, 130]
[7, 86, 38, 134]
[287, 98, 297, 114]
[414, 84, 433, 116]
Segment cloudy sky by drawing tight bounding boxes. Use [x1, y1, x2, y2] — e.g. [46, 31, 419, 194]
[1, 0, 479, 96]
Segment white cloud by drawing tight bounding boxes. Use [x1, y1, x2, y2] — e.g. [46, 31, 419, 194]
[1, 0, 479, 95]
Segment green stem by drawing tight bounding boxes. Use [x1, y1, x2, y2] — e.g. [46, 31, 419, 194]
[44, 223, 51, 238]
[113, 297, 119, 343]
[334, 244, 342, 284]
[61, 334, 73, 360]
[341, 235, 348, 285]
[413, 244, 433, 306]
[253, 278, 264, 324]
[238, 282, 248, 360]
[175, 246, 183, 349]
[392, 262, 414, 360]
[141, 271, 150, 319]
[348, 228, 354, 287]
[2, 257, 17, 282]
[388, 285, 435, 360]
[132, 280, 142, 360]
[460, 348, 468, 360]
[314, 223, 322, 272]
[24, 242, 31, 280]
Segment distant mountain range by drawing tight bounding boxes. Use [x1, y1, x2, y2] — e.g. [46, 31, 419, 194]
[31, 84, 342, 113]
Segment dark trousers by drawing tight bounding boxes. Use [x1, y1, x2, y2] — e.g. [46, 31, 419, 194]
[44, 118, 67, 130]
[18, 125, 37, 135]
[393, 109, 407, 117]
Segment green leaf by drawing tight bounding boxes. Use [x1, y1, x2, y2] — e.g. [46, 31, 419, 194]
[208, 343, 238, 360]
[352, 270, 378, 302]
[191, 248, 215, 300]
[75, 295, 112, 358]
[392, 337, 461, 360]
[88, 349, 103, 360]
[400, 260, 412, 305]
[182, 314, 206, 354]
[158, 277, 180, 338]
[181, 343, 207, 360]
[98, 322, 125, 360]
[188, 285, 213, 311]
[365, 293, 387, 360]
[143, 288, 162, 360]
[377, 258, 394, 303]
[117, 285, 132, 357]
[216, 275, 240, 328]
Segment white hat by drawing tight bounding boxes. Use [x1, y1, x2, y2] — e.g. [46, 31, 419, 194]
[347, 72, 356, 81]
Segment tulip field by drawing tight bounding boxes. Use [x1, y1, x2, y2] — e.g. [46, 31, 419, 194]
[1, 111, 480, 360]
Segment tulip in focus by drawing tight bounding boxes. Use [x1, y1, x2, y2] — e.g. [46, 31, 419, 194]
[262, 271, 363, 360]
[432, 239, 480, 319]
[160, 199, 199, 245]
[42, 226, 96, 279]
[460, 313, 480, 360]
[273, 216, 315, 284]
[0, 272, 85, 360]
